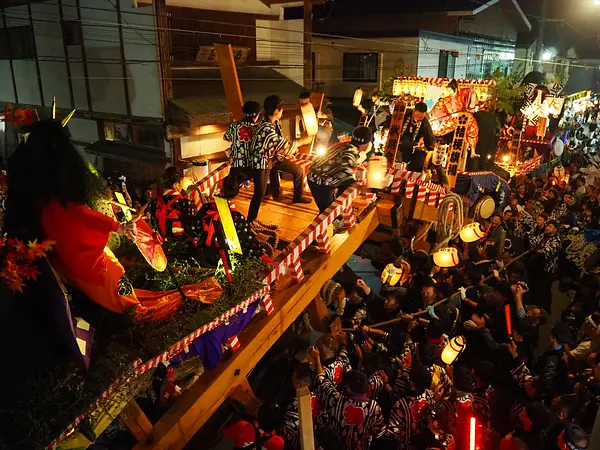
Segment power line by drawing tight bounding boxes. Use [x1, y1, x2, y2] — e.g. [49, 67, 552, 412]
[3, 6, 599, 73]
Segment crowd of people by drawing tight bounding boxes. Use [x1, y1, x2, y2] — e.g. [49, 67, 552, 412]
[221, 164, 600, 450]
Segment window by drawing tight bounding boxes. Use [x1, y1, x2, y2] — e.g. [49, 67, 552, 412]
[104, 122, 130, 142]
[0, 26, 36, 60]
[61, 20, 83, 46]
[343, 53, 378, 82]
[438, 50, 457, 78]
[133, 125, 163, 149]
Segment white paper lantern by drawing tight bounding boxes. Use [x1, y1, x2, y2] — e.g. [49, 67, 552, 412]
[441, 336, 466, 365]
[459, 223, 485, 243]
[353, 88, 363, 107]
[392, 79, 402, 97]
[300, 103, 319, 137]
[553, 139, 564, 157]
[367, 156, 388, 189]
[432, 247, 459, 268]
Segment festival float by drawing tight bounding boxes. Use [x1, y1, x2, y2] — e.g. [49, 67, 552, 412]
[0, 48, 569, 449]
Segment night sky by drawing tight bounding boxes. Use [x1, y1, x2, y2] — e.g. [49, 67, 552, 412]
[313, 0, 600, 59]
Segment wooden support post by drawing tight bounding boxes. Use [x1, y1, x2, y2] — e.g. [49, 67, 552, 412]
[214, 43, 244, 122]
[342, 206, 356, 229]
[290, 255, 305, 282]
[296, 387, 315, 450]
[121, 400, 153, 442]
[315, 231, 331, 253]
[303, 0, 312, 89]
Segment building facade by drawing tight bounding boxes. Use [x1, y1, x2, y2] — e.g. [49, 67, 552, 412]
[0, 0, 310, 180]
[310, 0, 530, 98]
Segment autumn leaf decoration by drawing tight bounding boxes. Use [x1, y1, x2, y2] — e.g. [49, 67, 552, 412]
[0, 237, 55, 292]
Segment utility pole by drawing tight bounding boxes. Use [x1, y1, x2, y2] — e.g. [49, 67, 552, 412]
[532, 0, 548, 72]
[303, 0, 313, 89]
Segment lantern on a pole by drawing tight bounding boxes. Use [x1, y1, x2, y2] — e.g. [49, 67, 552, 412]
[300, 103, 319, 136]
[459, 223, 485, 243]
[432, 247, 459, 268]
[441, 336, 466, 365]
[367, 155, 388, 189]
[353, 88, 364, 107]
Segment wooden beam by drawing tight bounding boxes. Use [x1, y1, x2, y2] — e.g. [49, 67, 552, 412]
[121, 400, 153, 442]
[303, 0, 312, 89]
[297, 387, 315, 450]
[214, 43, 244, 122]
[133, 208, 380, 450]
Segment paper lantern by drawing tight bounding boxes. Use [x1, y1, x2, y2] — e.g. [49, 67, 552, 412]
[441, 336, 466, 365]
[353, 88, 363, 107]
[553, 139, 564, 157]
[367, 155, 388, 189]
[300, 103, 319, 137]
[459, 223, 485, 243]
[392, 79, 402, 96]
[432, 247, 458, 268]
[553, 165, 565, 180]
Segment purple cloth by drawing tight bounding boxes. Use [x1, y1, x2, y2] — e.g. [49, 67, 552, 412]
[171, 301, 259, 370]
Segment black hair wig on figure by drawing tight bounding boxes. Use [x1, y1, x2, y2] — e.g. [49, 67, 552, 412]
[4, 119, 105, 240]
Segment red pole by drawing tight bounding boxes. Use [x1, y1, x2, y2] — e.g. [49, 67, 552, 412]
[504, 303, 512, 336]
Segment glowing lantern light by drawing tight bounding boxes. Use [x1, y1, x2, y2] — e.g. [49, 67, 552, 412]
[553, 165, 565, 180]
[504, 303, 512, 336]
[432, 247, 458, 268]
[315, 145, 327, 156]
[300, 103, 319, 136]
[353, 88, 363, 107]
[441, 335, 466, 365]
[553, 139, 564, 157]
[502, 154, 510, 163]
[469, 417, 476, 450]
[392, 79, 402, 96]
[367, 155, 388, 189]
[459, 223, 485, 243]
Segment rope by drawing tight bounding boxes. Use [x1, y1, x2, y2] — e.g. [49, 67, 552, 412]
[370, 249, 531, 329]
[432, 193, 464, 252]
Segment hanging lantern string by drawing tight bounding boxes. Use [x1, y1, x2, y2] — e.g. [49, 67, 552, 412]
[369, 249, 531, 329]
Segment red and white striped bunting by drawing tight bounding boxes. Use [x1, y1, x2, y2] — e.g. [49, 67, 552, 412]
[262, 186, 358, 285]
[47, 286, 270, 449]
[47, 358, 142, 449]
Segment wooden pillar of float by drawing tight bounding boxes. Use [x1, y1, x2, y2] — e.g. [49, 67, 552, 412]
[214, 43, 244, 122]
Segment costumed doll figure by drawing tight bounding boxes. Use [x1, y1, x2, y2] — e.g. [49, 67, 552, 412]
[148, 166, 197, 238]
[4, 120, 221, 321]
[430, 81, 480, 163]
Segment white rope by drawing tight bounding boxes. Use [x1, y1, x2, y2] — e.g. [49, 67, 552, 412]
[433, 193, 464, 252]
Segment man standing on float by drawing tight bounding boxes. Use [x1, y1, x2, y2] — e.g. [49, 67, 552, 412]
[396, 102, 436, 168]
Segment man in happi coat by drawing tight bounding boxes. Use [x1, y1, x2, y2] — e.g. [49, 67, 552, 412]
[310, 347, 385, 450]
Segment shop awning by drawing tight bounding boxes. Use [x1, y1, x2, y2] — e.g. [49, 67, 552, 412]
[169, 67, 304, 128]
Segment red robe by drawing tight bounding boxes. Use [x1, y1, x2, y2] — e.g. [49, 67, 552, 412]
[42, 200, 221, 320]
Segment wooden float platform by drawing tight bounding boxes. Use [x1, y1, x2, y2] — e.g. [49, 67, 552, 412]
[133, 198, 394, 450]
[233, 180, 369, 244]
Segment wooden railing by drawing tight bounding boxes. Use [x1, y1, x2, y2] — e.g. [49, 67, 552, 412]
[48, 165, 362, 449]
[263, 185, 358, 284]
